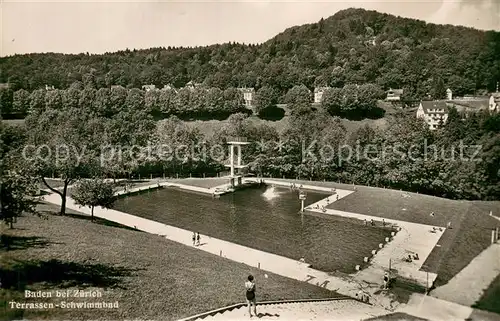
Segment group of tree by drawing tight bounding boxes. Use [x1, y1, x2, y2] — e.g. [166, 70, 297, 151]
[2, 8, 499, 102]
[0, 85, 247, 119]
[1, 97, 499, 226]
[1, 81, 389, 121]
[321, 83, 386, 118]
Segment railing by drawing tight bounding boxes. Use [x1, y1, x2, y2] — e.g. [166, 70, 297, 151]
[176, 296, 363, 321]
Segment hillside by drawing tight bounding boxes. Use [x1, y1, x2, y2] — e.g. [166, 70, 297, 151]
[1, 8, 499, 98]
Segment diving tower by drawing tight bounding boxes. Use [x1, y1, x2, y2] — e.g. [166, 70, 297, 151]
[225, 137, 250, 187]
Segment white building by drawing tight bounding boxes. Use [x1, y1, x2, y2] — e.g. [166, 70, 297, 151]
[489, 93, 500, 113]
[142, 84, 156, 92]
[314, 87, 331, 103]
[446, 88, 453, 100]
[386, 88, 403, 101]
[238, 87, 255, 107]
[416, 101, 449, 130]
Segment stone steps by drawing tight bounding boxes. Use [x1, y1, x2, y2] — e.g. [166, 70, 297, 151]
[198, 300, 389, 321]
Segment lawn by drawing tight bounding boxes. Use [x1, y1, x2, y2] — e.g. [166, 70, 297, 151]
[326, 185, 466, 227]
[423, 202, 499, 286]
[265, 178, 500, 287]
[0, 204, 338, 321]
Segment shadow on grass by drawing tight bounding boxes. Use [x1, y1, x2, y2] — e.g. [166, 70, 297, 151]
[329, 107, 386, 121]
[62, 212, 139, 232]
[0, 235, 60, 251]
[257, 106, 286, 121]
[37, 209, 140, 232]
[1, 259, 140, 291]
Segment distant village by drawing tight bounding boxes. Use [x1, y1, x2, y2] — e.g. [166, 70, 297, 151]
[2, 80, 499, 130]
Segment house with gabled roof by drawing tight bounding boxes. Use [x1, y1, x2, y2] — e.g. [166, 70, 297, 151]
[185, 80, 204, 90]
[416, 101, 449, 130]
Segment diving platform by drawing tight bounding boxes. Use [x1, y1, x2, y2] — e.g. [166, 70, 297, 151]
[224, 137, 250, 183]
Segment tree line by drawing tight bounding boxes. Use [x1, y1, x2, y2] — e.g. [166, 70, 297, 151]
[1, 95, 498, 224]
[1, 81, 387, 121]
[1, 8, 499, 100]
[0, 84, 247, 120]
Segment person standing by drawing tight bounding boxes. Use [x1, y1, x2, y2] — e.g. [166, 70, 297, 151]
[192, 232, 196, 246]
[245, 275, 257, 317]
[196, 232, 201, 246]
[383, 272, 389, 289]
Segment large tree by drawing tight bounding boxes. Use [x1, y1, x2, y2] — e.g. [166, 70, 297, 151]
[255, 85, 279, 114]
[72, 179, 116, 221]
[284, 84, 311, 105]
[25, 108, 103, 216]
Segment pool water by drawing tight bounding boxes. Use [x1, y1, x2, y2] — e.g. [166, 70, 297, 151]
[114, 185, 393, 273]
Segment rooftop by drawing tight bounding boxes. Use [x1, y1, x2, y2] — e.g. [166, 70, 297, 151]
[420, 101, 449, 113]
[387, 88, 404, 95]
[314, 86, 331, 92]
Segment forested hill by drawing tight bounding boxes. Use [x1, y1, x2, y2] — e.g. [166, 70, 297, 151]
[1, 8, 499, 98]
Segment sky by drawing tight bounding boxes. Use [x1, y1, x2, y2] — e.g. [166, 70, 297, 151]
[1, 0, 499, 57]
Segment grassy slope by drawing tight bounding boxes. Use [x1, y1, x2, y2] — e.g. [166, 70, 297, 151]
[0, 204, 337, 321]
[424, 202, 500, 286]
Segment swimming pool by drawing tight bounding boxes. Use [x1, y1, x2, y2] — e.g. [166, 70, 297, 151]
[114, 184, 393, 273]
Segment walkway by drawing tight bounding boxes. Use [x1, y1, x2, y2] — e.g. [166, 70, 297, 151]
[430, 243, 500, 306]
[399, 293, 474, 321]
[114, 179, 233, 196]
